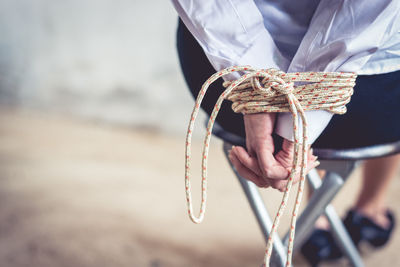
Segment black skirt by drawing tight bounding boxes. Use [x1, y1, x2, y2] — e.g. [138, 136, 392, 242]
[176, 19, 400, 149]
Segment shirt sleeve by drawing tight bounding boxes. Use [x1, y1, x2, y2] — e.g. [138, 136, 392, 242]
[170, 0, 289, 79]
[275, 0, 400, 143]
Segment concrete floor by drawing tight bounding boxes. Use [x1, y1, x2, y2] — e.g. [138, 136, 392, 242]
[0, 107, 399, 267]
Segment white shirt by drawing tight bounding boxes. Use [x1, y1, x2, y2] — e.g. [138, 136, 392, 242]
[171, 0, 400, 143]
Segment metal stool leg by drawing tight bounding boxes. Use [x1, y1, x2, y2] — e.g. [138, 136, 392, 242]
[325, 205, 364, 267]
[223, 142, 287, 267]
[306, 167, 364, 267]
[284, 169, 345, 251]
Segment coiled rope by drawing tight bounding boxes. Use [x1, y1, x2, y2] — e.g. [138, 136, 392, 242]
[184, 65, 357, 266]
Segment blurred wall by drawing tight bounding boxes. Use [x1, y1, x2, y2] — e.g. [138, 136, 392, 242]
[0, 0, 199, 134]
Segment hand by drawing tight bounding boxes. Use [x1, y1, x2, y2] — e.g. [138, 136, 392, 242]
[228, 113, 319, 191]
[270, 139, 319, 191]
[228, 113, 287, 188]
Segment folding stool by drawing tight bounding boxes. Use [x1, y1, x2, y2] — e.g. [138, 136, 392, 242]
[211, 122, 400, 267]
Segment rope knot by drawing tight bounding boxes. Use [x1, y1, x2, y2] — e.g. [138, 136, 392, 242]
[250, 69, 295, 95]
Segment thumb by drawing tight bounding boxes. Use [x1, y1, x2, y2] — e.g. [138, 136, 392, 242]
[257, 145, 289, 180]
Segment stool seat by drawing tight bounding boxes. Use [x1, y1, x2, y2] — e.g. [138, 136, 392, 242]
[313, 141, 400, 160]
[211, 122, 400, 161]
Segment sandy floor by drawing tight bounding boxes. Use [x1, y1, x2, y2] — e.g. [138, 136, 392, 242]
[0, 107, 399, 267]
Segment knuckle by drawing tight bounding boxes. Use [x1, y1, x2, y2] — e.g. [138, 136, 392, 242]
[261, 181, 270, 188]
[254, 180, 263, 187]
[256, 180, 269, 188]
[262, 167, 271, 178]
[276, 181, 287, 192]
[270, 180, 279, 189]
[236, 168, 245, 177]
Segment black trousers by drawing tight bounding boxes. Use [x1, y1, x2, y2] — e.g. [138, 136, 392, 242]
[176, 19, 400, 149]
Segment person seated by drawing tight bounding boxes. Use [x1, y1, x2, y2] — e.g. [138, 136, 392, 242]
[172, 0, 400, 265]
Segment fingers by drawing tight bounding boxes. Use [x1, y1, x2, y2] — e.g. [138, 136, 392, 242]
[231, 145, 289, 180]
[228, 140, 319, 192]
[306, 150, 320, 172]
[257, 144, 290, 180]
[231, 146, 262, 176]
[228, 145, 320, 192]
[293, 148, 320, 174]
[228, 150, 269, 188]
[268, 179, 290, 192]
[268, 162, 320, 192]
[277, 139, 318, 170]
[271, 145, 320, 192]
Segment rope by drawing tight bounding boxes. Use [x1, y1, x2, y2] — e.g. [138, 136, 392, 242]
[184, 65, 357, 267]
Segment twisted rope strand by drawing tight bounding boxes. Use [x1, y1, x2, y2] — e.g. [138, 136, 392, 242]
[184, 66, 357, 266]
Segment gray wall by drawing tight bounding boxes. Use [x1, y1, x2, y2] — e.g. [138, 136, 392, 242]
[0, 0, 204, 134]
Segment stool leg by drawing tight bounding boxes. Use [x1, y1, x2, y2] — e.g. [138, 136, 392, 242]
[325, 205, 364, 267]
[222, 142, 287, 267]
[306, 167, 364, 267]
[285, 169, 344, 251]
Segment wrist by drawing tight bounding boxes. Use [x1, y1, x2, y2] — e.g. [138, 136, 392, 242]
[244, 112, 276, 135]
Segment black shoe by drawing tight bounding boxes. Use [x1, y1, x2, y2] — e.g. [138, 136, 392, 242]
[343, 209, 396, 248]
[300, 229, 343, 267]
[301, 210, 395, 266]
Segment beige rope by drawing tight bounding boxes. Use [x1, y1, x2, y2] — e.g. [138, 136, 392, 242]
[184, 65, 357, 267]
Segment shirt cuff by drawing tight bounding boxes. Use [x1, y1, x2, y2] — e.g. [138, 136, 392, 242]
[275, 110, 333, 144]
